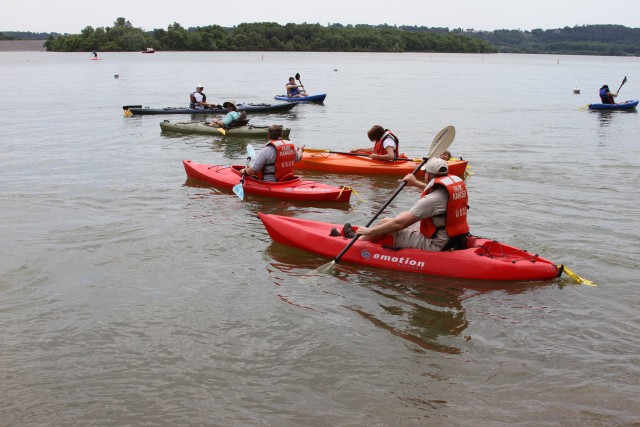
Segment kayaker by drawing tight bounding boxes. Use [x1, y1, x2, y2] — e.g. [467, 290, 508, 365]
[286, 77, 307, 98]
[91, 51, 98, 58]
[350, 125, 400, 161]
[439, 150, 459, 161]
[350, 157, 470, 251]
[599, 84, 618, 104]
[190, 84, 216, 109]
[440, 150, 472, 180]
[239, 125, 305, 182]
[208, 101, 241, 128]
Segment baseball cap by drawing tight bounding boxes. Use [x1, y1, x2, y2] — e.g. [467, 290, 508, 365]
[421, 157, 449, 175]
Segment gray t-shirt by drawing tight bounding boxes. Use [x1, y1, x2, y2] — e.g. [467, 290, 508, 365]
[393, 185, 449, 251]
[251, 142, 302, 182]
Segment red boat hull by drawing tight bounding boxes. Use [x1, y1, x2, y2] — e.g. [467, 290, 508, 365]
[258, 213, 561, 281]
[183, 160, 352, 202]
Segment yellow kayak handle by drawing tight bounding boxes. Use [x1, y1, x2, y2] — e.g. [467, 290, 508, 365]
[559, 265, 597, 286]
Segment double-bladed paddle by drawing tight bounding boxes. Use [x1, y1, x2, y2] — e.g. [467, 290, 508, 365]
[232, 144, 256, 201]
[616, 76, 628, 95]
[304, 148, 418, 162]
[316, 125, 456, 273]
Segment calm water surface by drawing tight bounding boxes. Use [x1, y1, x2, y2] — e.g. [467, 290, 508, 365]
[1, 51, 639, 426]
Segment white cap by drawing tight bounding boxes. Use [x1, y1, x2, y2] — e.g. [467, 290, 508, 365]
[196, 83, 204, 88]
[421, 157, 448, 175]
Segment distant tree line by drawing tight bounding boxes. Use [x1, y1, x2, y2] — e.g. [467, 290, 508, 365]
[9, 18, 636, 56]
[43, 18, 494, 53]
[1, 31, 60, 40]
[458, 24, 640, 56]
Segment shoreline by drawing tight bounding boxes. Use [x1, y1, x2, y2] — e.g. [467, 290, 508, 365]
[0, 40, 46, 51]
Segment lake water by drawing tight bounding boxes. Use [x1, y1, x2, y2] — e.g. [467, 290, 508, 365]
[1, 51, 639, 426]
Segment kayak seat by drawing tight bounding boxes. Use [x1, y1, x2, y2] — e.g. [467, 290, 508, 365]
[278, 173, 296, 182]
[442, 233, 469, 251]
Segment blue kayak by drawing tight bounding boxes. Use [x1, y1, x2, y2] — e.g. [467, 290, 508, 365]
[274, 93, 327, 103]
[588, 100, 638, 110]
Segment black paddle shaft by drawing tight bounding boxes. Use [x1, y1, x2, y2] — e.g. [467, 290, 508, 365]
[617, 76, 627, 94]
[321, 150, 411, 162]
[332, 157, 428, 263]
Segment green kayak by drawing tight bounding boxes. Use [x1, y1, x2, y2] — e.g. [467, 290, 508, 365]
[159, 120, 291, 138]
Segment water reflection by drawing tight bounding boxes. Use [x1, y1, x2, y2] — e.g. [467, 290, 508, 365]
[592, 108, 637, 128]
[264, 242, 550, 355]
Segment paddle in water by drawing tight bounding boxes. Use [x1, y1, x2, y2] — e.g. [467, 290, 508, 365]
[233, 144, 256, 201]
[315, 125, 456, 274]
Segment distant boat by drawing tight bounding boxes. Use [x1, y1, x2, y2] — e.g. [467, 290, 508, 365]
[141, 47, 155, 54]
[274, 93, 326, 103]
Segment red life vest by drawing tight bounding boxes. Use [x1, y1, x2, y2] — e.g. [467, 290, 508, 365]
[373, 130, 399, 157]
[259, 139, 297, 181]
[419, 175, 469, 238]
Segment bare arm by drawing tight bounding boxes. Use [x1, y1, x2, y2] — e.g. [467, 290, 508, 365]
[402, 173, 427, 190]
[370, 145, 395, 161]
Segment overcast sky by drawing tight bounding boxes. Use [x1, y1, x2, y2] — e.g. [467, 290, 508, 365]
[2, 0, 639, 34]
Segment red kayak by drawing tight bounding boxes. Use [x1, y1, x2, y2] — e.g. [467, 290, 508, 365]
[258, 213, 562, 281]
[183, 160, 352, 202]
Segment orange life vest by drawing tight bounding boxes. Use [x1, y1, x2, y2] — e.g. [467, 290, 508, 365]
[419, 175, 469, 238]
[260, 139, 297, 181]
[373, 130, 399, 157]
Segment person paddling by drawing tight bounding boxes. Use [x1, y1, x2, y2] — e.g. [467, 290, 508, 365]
[208, 101, 242, 128]
[239, 125, 305, 182]
[286, 76, 307, 98]
[190, 84, 216, 109]
[350, 125, 400, 161]
[343, 157, 470, 251]
[599, 84, 618, 104]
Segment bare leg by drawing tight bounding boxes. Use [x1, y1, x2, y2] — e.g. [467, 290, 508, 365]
[359, 218, 393, 242]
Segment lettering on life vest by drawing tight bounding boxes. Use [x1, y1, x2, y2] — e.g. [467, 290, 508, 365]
[455, 206, 467, 218]
[451, 183, 467, 201]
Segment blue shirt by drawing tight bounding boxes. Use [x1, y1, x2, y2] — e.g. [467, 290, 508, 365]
[223, 111, 240, 126]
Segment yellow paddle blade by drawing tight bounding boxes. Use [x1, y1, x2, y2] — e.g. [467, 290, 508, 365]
[560, 265, 597, 286]
[217, 128, 226, 135]
[304, 148, 330, 153]
[123, 109, 133, 117]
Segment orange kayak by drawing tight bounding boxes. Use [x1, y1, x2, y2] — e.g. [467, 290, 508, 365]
[295, 152, 468, 179]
